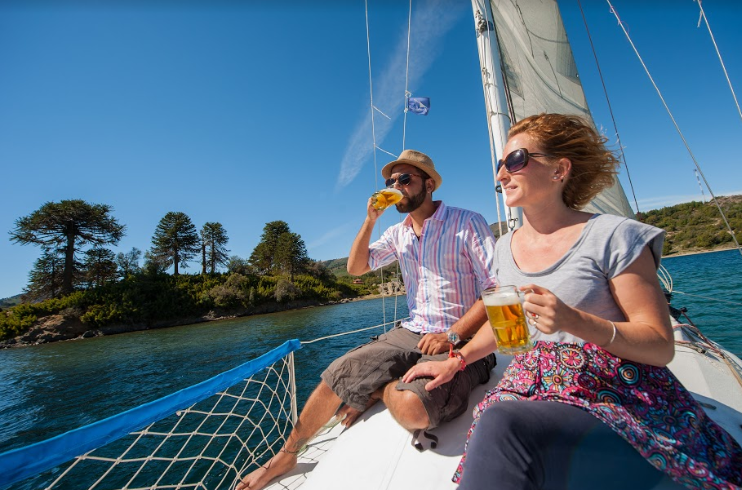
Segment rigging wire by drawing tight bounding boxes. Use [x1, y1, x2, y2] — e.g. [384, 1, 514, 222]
[364, 0, 418, 331]
[301, 318, 409, 345]
[606, 0, 742, 258]
[364, 0, 389, 331]
[576, 0, 640, 214]
[402, 0, 413, 150]
[694, 169, 707, 203]
[696, 0, 742, 126]
[672, 290, 742, 307]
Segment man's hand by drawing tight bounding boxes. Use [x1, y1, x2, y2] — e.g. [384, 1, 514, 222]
[417, 332, 449, 355]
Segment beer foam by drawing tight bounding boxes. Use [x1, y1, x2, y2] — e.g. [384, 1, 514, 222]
[483, 292, 521, 306]
[384, 188, 403, 197]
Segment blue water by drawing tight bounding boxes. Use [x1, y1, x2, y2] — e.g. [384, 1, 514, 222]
[661, 249, 742, 353]
[0, 249, 740, 459]
[0, 296, 410, 455]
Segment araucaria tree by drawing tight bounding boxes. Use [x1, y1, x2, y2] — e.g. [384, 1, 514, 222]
[274, 232, 308, 281]
[10, 200, 125, 296]
[150, 212, 199, 275]
[200, 222, 230, 274]
[83, 247, 118, 288]
[249, 221, 308, 279]
[24, 247, 65, 301]
[249, 221, 290, 274]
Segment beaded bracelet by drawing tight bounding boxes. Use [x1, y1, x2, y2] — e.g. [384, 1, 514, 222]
[448, 345, 467, 371]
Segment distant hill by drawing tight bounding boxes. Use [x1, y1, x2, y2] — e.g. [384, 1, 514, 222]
[0, 294, 22, 309]
[637, 194, 741, 256]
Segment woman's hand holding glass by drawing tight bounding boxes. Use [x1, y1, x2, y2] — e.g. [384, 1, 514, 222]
[520, 284, 576, 335]
[402, 357, 461, 392]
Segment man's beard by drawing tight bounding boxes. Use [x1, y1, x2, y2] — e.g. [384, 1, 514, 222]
[396, 185, 427, 213]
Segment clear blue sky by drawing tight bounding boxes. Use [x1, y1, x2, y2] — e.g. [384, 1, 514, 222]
[1, 0, 741, 299]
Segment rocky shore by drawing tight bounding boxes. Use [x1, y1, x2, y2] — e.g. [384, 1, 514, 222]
[0, 296, 370, 349]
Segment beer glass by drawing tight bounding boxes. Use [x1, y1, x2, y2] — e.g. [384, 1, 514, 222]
[371, 188, 403, 210]
[482, 285, 532, 354]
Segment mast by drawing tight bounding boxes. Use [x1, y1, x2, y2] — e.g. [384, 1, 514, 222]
[470, 0, 521, 232]
[470, 0, 635, 223]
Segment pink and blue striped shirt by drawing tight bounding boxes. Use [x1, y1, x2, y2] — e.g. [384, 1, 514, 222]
[368, 202, 498, 334]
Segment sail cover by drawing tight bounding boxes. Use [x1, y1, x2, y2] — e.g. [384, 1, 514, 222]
[476, 0, 635, 218]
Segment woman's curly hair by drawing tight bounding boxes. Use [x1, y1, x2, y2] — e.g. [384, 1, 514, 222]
[508, 113, 619, 210]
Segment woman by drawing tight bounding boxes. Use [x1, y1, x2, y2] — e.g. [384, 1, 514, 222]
[402, 114, 742, 489]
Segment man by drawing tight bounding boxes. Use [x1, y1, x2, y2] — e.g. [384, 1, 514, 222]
[237, 149, 497, 490]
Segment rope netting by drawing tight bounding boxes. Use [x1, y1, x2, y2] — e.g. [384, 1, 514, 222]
[0, 340, 301, 490]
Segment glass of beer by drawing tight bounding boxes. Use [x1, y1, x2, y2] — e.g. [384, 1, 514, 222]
[371, 188, 404, 210]
[482, 285, 532, 354]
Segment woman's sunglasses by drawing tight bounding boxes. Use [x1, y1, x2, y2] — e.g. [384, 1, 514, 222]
[385, 173, 421, 187]
[497, 148, 554, 174]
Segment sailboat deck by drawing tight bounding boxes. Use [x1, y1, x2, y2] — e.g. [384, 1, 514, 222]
[265, 325, 742, 490]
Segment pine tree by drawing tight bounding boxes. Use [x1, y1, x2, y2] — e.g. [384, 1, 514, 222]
[249, 221, 290, 274]
[200, 222, 230, 274]
[23, 247, 65, 301]
[10, 200, 125, 295]
[150, 212, 199, 275]
[83, 247, 118, 288]
[274, 232, 308, 281]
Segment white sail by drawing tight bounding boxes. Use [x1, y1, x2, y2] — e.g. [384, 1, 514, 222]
[472, 0, 635, 221]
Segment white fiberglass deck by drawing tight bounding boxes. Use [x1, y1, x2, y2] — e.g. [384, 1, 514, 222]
[264, 325, 742, 490]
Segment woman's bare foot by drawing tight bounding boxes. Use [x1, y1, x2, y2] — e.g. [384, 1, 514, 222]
[235, 450, 298, 490]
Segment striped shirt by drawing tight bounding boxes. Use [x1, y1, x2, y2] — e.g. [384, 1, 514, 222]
[368, 202, 498, 334]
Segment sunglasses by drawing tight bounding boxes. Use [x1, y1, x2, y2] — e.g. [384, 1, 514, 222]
[385, 173, 421, 187]
[497, 148, 554, 174]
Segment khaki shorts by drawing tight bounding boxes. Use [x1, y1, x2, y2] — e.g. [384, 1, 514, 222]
[321, 326, 496, 428]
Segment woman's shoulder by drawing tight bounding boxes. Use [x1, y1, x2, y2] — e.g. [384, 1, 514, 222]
[588, 214, 665, 272]
[588, 214, 662, 237]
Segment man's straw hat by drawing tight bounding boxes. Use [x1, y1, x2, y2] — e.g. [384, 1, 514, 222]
[381, 149, 443, 191]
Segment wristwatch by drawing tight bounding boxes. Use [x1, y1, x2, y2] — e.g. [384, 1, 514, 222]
[447, 330, 461, 346]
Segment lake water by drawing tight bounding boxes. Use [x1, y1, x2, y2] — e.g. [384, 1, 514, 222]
[0, 249, 740, 458]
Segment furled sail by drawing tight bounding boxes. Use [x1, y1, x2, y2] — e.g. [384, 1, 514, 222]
[473, 0, 635, 220]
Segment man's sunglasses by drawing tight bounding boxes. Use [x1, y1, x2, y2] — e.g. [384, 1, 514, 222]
[385, 173, 421, 187]
[497, 148, 554, 174]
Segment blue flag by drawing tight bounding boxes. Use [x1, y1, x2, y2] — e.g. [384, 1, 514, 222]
[407, 97, 430, 115]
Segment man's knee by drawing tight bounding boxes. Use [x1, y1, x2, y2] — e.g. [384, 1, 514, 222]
[387, 388, 430, 430]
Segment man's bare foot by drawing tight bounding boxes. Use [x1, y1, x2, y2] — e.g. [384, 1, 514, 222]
[235, 450, 297, 490]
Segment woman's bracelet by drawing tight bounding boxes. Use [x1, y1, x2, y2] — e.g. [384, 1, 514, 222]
[601, 321, 617, 348]
[448, 346, 467, 371]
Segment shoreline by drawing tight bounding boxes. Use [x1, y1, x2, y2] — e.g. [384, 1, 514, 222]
[662, 245, 737, 260]
[0, 292, 407, 349]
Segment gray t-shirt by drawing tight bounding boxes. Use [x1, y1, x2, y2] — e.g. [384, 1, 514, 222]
[494, 214, 665, 343]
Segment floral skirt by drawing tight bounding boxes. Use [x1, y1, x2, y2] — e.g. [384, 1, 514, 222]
[453, 342, 742, 489]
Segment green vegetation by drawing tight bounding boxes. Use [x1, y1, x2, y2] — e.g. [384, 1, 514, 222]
[0, 269, 358, 341]
[636, 195, 741, 256]
[3, 209, 363, 343]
